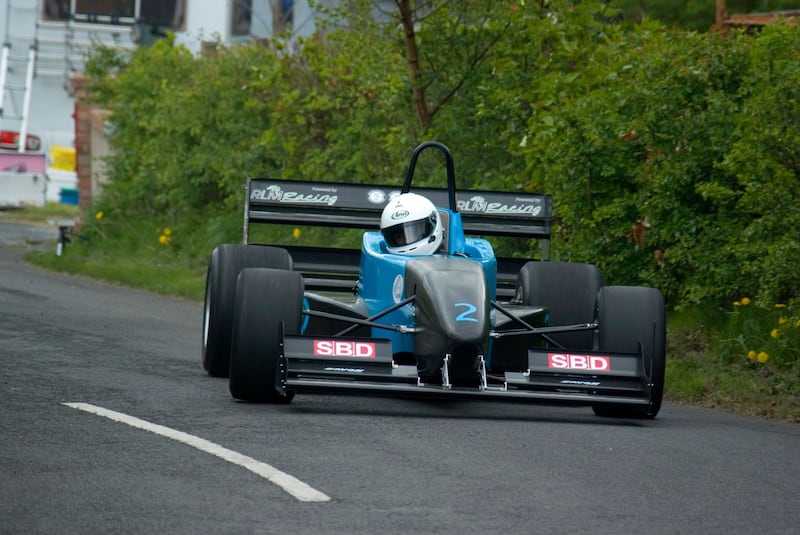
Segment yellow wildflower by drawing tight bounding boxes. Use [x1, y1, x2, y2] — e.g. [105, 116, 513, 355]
[757, 352, 769, 364]
[95, 211, 104, 220]
[293, 228, 301, 239]
[747, 350, 756, 360]
[740, 297, 751, 306]
[770, 328, 779, 338]
[796, 319, 800, 328]
[159, 234, 171, 245]
[778, 316, 788, 325]
[733, 301, 741, 307]
[774, 303, 786, 309]
[163, 227, 172, 236]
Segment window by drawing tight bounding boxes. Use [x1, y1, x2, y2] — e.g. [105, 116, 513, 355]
[72, 0, 135, 24]
[232, 0, 253, 36]
[139, 0, 185, 29]
[273, 0, 294, 33]
[42, 0, 70, 21]
[43, 0, 185, 30]
[233, 0, 295, 37]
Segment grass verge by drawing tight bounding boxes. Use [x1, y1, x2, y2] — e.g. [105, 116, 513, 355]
[666, 322, 800, 422]
[0, 203, 79, 225]
[28, 249, 206, 301]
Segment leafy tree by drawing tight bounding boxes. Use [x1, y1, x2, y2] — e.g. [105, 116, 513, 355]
[261, 2, 416, 182]
[80, 2, 800, 307]
[394, 0, 514, 129]
[86, 38, 287, 218]
[719, 24, 800, 305]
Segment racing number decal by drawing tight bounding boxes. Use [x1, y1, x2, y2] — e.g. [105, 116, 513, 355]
[454, 302, 478, 322]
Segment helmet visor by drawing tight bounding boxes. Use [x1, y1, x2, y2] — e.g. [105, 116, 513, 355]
[382, 214, 435, 248]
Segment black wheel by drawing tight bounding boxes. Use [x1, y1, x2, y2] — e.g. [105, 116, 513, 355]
[515, 261, 603, 350]
[229, 268, 304, 402]
[592, 286, 666, 419]
[202, 244, 292, 377]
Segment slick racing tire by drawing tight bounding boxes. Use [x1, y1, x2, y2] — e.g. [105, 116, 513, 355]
[515, 261, 603, 350]
[592, 286, 666, 419]
[229, 268, 304, 402]
[202, 244, 293, 378]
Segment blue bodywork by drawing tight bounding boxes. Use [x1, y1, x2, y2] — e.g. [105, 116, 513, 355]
[356, 209, 497, 356]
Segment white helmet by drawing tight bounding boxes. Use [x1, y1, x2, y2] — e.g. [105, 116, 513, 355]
[380, 193, 443, 255]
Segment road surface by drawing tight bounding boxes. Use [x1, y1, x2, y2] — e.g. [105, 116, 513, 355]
[1, 223, 798, 534]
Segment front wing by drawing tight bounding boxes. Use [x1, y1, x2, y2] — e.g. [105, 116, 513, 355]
[278, 334, 656, 410]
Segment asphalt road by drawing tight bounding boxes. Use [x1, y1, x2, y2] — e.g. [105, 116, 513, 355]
[1, 222, 799, 534]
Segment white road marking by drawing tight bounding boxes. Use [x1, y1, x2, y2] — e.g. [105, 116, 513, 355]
[63, 402, 331, 503]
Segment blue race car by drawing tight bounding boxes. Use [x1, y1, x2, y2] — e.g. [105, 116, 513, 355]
[202, 142, 666, 418]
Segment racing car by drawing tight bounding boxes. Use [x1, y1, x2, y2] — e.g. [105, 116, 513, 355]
[202, 141, 666, 418]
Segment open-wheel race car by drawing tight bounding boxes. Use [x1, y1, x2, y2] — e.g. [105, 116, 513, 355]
[202, 141, 666, 419]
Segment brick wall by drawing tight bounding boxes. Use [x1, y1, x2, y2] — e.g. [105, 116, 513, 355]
[70, 73, 91, 230]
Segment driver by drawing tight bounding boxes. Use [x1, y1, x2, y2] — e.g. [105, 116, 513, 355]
[380, 193, 443, 255]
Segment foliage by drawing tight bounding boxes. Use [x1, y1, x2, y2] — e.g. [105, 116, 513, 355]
[666, 303, 800, 422]
[717, 24, 800, 305]
[261, 3, 416, 182]
[714, 298, 800, 370]
[85, 37, 285, 220]
[516, 18, 800, 308]
[81, 4, 800, 312]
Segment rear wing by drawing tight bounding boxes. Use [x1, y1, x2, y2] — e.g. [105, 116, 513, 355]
[244, 179, 553, 296]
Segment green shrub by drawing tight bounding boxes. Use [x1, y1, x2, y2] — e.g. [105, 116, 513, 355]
[80, 5, 800, 310]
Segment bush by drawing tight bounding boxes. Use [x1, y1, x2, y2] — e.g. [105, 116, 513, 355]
[87, 38, 287, 219]
[82, 5, 800, 310]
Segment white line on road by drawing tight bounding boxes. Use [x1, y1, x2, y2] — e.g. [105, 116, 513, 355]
[63, 402, 331, 503]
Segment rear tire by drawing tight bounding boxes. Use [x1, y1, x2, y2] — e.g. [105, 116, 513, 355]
[229, 268, 304, 402]
[592, 286, 666, 419]
[515, 261, 603, 349]
[202, 244, 292, 377]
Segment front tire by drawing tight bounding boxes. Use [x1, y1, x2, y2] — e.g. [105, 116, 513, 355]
[229, 268, 304, 402]
[592, 286, 666, 419]
[202, 244, 292, 377]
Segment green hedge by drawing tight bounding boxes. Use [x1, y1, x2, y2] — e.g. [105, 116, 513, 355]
[83, 1, 800, 308]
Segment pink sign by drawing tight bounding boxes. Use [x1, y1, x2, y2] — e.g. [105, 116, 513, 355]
[0, 152, 47, 173]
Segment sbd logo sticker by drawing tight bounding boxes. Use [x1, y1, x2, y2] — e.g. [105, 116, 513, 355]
[548, 353, 611, 372]
[313, 340, 376, 358]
